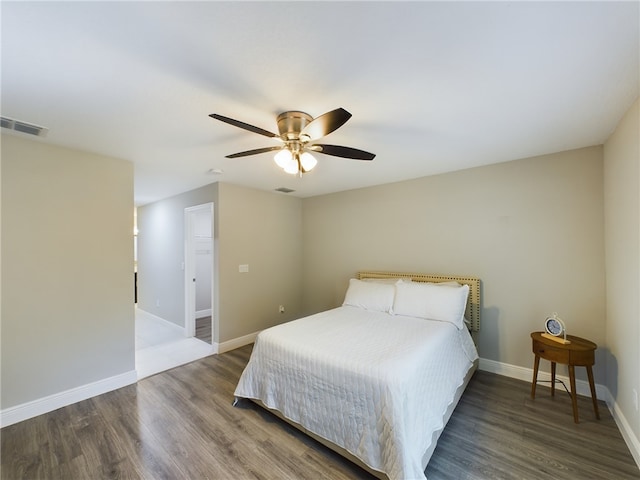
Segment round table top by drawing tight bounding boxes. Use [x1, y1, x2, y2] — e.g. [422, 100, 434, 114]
[531, 331, 597, 351]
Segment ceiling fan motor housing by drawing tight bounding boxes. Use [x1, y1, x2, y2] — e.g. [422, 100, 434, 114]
[277, 111, 313, 140]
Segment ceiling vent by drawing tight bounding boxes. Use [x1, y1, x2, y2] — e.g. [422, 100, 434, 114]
[275, 187, 295, 193]
[1, 116, 48, 137]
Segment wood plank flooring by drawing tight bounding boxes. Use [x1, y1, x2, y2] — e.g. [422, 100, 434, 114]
[2, 344, 638, 479]
[195, 316, 212, 344]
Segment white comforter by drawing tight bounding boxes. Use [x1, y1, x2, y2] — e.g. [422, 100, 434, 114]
[234, 306, 478, 480]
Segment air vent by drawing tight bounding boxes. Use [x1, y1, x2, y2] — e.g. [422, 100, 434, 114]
[275, 187, 295, 193]
[1, 116, 48, 137]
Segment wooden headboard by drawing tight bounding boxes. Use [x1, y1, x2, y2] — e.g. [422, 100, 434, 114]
[357, 271, 481, 332]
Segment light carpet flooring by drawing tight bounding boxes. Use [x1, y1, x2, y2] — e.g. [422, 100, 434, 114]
[135, 308, 214, 380]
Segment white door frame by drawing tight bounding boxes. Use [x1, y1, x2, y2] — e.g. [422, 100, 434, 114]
[184, 203, 214, 340]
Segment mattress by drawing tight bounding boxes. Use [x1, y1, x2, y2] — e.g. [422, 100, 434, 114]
[234, 305, 479, 480]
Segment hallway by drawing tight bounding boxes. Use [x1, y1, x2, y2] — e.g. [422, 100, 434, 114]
[135, 308, 214, 380]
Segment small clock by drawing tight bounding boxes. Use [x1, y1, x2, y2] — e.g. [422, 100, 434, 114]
[542, 313, 571, 344]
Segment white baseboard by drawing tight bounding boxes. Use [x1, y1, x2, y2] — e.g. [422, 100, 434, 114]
[479, 357, 640, 468]
[609, 396, 640, 468]
[478, 357, 609, 399]
[216, 331, 258, 354]
[196, 309, 212, 319]
[0, 370, 137, 428]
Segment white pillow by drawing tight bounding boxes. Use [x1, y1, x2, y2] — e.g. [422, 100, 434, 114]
[392, 281, 469, 329]
[343, 278, 396, 313]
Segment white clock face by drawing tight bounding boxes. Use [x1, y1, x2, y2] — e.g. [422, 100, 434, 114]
[546, 318, 563, 336]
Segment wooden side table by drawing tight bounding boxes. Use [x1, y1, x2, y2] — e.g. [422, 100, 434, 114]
[530, 331, 600, 423]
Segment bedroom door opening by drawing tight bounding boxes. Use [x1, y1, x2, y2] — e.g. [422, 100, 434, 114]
[184, 203, 214, 346]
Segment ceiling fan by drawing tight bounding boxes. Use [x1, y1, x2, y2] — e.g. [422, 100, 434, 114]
[209, 108, 375, 175]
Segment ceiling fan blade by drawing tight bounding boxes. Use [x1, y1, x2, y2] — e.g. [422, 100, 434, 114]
[301, 108, 352, 140]
[225, 146, 283, 158]
[309, 144, 376, 160]
[210, 113, 278, 138]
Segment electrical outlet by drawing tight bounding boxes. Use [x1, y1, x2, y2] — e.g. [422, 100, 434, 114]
[156, 299, 160, 307]
[279, 305, 285, 313]
[633, 389, 638, 411]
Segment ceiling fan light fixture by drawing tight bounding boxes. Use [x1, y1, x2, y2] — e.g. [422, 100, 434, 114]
[300, 152, 317, 172]
[275, 148, 317, 175]
[283, 156, 299, 175]
[274, 149, 293, 168]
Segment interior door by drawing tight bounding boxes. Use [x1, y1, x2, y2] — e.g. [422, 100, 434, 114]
[184, 203, 214, 341]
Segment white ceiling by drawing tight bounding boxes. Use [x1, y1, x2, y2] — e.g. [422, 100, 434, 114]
[2, 1, 638, 206]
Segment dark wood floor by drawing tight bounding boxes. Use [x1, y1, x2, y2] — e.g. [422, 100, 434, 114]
[196, 315, 212, 344]
[2, 344, 638, 480]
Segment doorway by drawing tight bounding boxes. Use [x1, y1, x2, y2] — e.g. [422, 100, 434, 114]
[184, 203, 214, 346]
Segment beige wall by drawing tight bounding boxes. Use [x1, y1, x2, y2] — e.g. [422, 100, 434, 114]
[1, 134, 134, 409]
[302, 146, 606, 381]
[217, 183, 303, 342]
[604, 97, 640, 441]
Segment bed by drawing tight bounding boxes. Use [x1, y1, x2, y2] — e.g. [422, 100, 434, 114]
[234, 271, 480, 480]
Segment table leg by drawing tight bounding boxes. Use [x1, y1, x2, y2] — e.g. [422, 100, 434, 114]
[569, 365, 579, 423]
[551, 362, 556, 397]
[586, 366, 600, 420]
[531, 355, 540, 399]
